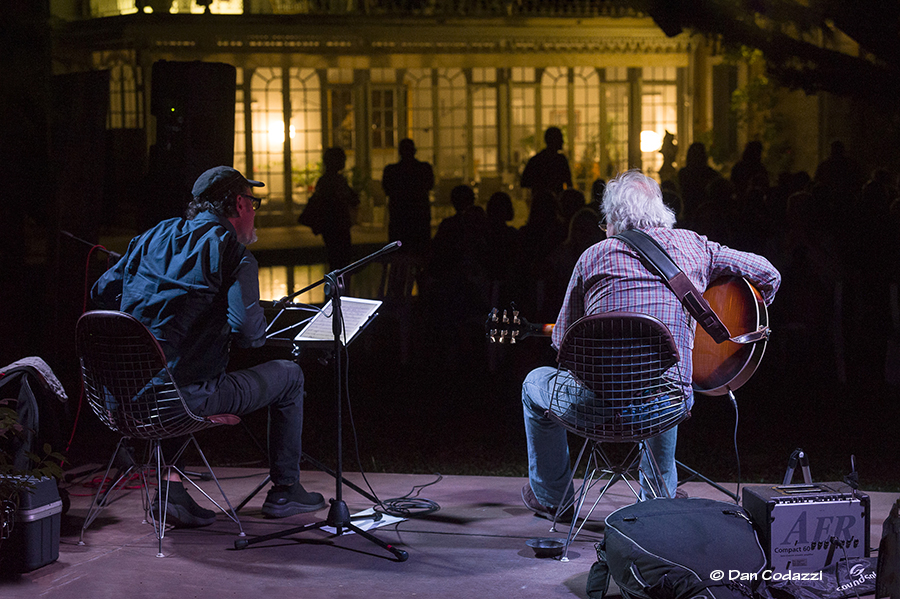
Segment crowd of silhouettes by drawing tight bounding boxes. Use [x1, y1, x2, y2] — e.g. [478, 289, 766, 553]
[666, 139, 900, 402]
[300, 134, 900, 399]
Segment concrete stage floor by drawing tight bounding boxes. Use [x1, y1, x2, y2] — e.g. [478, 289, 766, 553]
[4, 468, 895, 599]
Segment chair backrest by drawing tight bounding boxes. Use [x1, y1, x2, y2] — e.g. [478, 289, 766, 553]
[75, 310, 210, 440]
[549, 312, 689, 442]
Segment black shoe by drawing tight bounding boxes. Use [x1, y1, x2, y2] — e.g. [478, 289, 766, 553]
[521, 484, 574, 523]
[151, 481, 216, 528]
[261, 482, 326, 518]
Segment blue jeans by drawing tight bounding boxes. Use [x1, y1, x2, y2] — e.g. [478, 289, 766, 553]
[183, 360, 305, 487]
[522, 366, 678, 507]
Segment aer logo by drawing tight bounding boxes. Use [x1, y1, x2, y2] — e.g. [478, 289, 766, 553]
[780, 512, 856, 545]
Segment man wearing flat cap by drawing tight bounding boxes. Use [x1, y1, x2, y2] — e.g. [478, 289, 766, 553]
[92, 166, 326, 526]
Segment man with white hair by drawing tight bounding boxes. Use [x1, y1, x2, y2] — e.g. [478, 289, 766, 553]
[521, 169, 781, 520]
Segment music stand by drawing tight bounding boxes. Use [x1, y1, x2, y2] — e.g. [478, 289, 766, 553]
[234, 297, 382, 512]
[235, 242, 408, 562]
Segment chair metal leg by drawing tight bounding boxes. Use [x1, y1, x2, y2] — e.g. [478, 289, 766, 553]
[557, 440, 659, 562]
[79, 437, 138, 545]
[144, 435, 244, 557]
[639, 441, 670, 499]
[146, 440, 168, 557]
[173, 435, 243, 535]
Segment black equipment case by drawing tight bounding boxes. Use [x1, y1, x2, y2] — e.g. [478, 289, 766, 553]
[600, 498, 766, 599]
[0, 476, 62, 572]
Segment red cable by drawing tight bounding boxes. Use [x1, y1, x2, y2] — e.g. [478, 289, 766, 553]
[69, 472, 151, 497]
[64, 244, 111, 458]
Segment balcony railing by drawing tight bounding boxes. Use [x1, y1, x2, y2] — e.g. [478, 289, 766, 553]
[87, 0, 641, 19]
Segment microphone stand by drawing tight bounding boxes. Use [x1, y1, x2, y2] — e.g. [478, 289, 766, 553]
[235, 242, 408, 561]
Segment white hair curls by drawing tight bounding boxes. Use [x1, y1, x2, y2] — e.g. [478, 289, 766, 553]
[601, 169, 676, 231]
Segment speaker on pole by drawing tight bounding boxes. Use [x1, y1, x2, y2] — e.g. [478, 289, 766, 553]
[144, 60, 236, 228]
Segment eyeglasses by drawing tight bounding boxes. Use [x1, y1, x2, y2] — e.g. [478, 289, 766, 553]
[599, 222, 608, 232]
[241, 194, 262, 211]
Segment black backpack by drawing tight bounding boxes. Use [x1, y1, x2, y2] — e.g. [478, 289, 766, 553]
[587, 498, 766, 599]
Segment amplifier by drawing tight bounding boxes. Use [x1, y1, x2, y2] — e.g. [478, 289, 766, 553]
[742, 483, 870, 574]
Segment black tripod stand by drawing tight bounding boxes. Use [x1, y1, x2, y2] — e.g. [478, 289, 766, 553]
[234, 242, 408, 561]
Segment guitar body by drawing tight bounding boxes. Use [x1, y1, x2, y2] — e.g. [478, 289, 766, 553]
[692, 277, 768, 396]
[487, 276, 768, 396]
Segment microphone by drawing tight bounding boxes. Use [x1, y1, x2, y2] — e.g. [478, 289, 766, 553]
[60, 230, 122, 259]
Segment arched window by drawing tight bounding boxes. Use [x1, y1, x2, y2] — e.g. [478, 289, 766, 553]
[289, 68, 323, 204]
[250, 67, 288, 205]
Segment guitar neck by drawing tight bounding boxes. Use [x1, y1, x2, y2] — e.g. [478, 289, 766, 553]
[526, 322, 554, 338]
[486, 307, 554, 343]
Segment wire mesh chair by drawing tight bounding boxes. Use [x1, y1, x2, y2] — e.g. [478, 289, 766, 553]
[547, 312, 690, 559]
[75, 310, 243, 556]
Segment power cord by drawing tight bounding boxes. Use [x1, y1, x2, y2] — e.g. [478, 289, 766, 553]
[727, 389, 742, 503]
[64, 242, 116, 458]
[374, 475, 442, 518]
[341, 320, 442, 519]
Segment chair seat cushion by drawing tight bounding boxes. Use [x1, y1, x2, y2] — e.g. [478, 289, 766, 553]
[204, 414, 241, 425]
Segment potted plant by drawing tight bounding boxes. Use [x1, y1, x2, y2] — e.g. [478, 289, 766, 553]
[0, 399, 64, 553]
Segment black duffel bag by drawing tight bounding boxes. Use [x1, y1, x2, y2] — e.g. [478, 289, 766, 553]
[588, 498, 766, 599]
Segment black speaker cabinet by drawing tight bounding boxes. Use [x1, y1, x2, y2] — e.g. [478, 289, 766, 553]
[148, 60, 236, 219]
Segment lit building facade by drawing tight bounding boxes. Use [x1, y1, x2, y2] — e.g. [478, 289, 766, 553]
[51, 0, 833, 302]
[51, 1, 705, 227]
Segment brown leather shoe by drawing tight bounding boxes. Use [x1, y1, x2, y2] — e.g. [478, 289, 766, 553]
[521, 484, 574, 523]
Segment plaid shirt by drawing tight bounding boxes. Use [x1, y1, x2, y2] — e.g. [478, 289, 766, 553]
[553, 227, 781, 405]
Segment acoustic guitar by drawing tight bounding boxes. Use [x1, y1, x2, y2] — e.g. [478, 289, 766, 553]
[486, 276, 769, 397]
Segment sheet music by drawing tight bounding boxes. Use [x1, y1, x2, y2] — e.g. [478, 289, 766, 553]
[293, 297, 382, 345]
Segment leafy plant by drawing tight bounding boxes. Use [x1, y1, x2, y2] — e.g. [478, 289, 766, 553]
[292, 160, 323, 191]
[728, 46, 796, 175]
[0, 400, 65, 550]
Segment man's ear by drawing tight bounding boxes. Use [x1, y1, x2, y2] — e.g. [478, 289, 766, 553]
[235, 195, 250, 216]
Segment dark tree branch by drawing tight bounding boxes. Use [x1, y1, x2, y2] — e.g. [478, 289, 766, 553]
[639, 0, 900, 105]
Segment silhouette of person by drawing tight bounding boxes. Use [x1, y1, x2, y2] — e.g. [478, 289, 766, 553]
[658, 130, 678, 185]
[660, 179, 683, 221]
[678, 142, 721, 224]
[520, 127, 572, 198]
[428, 184, 481, 275]
[299, 147, 359, 270]
[519, 189, 567, 322]
[381, 139, 435, 297]
[558, 188, 587, 227]
[542, 206, 603, 318]
[813, 140, 864, 209]
[484, 191, 524, 306]
[730, 141, 769, 201]
[423, 185, 490, 368]
[382, 139, 435, 254]
[590, 178, 606, 213]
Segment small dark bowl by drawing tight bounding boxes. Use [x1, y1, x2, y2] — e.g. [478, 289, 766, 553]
[526, 537, 564, 558]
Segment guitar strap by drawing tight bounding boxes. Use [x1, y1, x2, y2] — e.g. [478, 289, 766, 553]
[613, 229, 762, 345]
